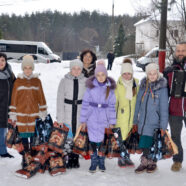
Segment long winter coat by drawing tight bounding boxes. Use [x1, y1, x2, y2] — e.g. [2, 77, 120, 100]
[56, 73, 86, 135]
[115, 77, 139, 140]
[0, 64, 15, 128]
[9, 73, 47, 135]
[80, 76, 116, 143]
[133, 76, 169, 137]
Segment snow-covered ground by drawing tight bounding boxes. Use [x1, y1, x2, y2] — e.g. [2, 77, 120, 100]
[1, 58, 186, 186]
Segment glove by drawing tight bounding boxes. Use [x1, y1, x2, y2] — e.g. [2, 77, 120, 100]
[132, 124, 138, 133]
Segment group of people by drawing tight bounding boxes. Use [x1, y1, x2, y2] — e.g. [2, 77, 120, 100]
[0, 42, 186, 175]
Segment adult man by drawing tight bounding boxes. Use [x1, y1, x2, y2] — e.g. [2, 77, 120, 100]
[107, 50, 115, 70]
[164, 42, 186, 172]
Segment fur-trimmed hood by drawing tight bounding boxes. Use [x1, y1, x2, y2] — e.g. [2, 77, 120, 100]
[17, 73, 40, 79]
[64, 72, 85, 80]
[140, 76, 167, 91]
[86, 75, 116, 89]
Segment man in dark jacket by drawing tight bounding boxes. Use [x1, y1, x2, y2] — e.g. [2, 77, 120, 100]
[164, 42, 186, 172]
[0, 53, 15, 158]
[107, 50, 115, 70]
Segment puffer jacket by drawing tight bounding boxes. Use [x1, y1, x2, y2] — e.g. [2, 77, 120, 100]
[133, 76, 169, 137]
[115, 76, 139, 140]
[80, 76, 116, 143]
[9, 73, 47, 134]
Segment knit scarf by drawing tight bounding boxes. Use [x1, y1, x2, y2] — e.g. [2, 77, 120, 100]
[122, 78, 133, 100]
[0, 64, 11, 80]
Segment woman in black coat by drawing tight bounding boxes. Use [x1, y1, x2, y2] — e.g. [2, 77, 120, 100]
[0, 53, 15, 158]
[80, 49, 97, 78]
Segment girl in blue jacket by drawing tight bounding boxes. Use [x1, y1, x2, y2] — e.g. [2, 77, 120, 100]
[133, 63, 169, 173]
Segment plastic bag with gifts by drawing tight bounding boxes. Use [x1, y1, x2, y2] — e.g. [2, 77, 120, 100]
[48, 122, 69, 154]
[73, 126, 90, 159]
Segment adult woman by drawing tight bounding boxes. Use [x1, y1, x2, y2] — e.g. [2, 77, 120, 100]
[80, 49, 97, 78]
[133, 63, 169, 173]
[115, 58, 139, 167]
[0, 53, 15, 158]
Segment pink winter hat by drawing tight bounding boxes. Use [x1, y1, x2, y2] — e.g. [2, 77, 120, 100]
[94, 60, 108, 76]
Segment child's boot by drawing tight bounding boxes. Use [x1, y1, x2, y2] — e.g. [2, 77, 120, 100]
[89, 152, 98, 173]
[135, 155, 148, 173]
[146, 159, 157, 173]
[98, 156, 106, 172]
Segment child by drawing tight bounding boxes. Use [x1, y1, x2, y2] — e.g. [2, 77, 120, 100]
[115, 58, 139, 167]
[133, 63, 169, 173]
[0, 53, 15, 158]
[80, 60, 116, 173]
[9, 55, 47, 156]
[56, 59, 86, 168]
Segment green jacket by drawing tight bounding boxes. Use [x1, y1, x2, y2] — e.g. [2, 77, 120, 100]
[115, 76, 139, 140]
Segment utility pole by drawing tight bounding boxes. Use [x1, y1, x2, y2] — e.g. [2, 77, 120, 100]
[158, 0, 168, 72]
[112, 0, 115, 50]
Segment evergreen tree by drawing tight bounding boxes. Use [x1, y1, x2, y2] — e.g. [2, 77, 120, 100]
[114, 24, 126, 57]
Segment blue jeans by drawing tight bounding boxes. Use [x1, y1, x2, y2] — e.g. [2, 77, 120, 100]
[0, 128, 7, 155]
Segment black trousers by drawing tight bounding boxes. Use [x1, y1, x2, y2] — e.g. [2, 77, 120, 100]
[107, 62, 113, 70]
[169, 115, 183, 163]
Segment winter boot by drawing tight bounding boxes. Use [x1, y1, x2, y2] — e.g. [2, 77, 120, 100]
[72, 153, 80, 168]
[124, 154, 135, 167]
[135, 155, 148, 174]
[146, 159, 157, 173]
[171, 162, 182, 172]
[89, 152, 98, 173]
[65, 153, 73, 169]
[98, 156, 106, 172]
[118, 157, 126, 168]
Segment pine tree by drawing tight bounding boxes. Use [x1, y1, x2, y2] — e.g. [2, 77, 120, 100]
[114, 24, 126, 57]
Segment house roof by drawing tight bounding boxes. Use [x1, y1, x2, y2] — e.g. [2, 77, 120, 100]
[134, 9, 182, 27]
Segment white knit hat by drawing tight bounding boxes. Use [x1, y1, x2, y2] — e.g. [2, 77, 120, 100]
[21, 55, 34, 70]
[121, 63, 133, 75]
[145, 63, 159, 74]
[70, 59, 83, 70]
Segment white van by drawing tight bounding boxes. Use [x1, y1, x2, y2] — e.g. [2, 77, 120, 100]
[0, 39, 61, 63]
[136, 47, 171, 71]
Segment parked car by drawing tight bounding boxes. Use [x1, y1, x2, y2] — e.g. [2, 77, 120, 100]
[136, 47, 171, 71]
[8, 54, 50, 63]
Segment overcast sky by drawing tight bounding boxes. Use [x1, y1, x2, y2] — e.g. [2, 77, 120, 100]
[0, 0, 151, 16]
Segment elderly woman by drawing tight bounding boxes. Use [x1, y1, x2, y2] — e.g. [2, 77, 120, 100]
[80, 49, 97, 78]
[0, 53, 15, 158]
[133, 63, 169, 174]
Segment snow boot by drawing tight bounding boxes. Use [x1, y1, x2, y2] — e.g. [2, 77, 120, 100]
[89, 152, 98, 173]
[98, 156, 106, 172]
[135, 155, 148, 174]
[146, 159, 157, 173]
[171, 162, 182, 172]
[118, 157, 126, 168]
[65, 153, 73, 169]
[72, 153, 80, 168]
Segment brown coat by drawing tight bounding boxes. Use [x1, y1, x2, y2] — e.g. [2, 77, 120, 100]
[9, 73, 47, 134]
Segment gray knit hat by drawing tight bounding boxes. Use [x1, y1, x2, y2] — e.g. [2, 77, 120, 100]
[21, 55, 35, 71]
[70, 59, 83, 70]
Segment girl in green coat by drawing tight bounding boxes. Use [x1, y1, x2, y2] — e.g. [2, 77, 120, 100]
[115, 58, 139, 168]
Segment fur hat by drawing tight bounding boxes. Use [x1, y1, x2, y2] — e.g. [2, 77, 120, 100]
[145, 63, 159, 74]
[121, 62, 133, 75]
[70, 59, 83, 70]
[95, 59, 107, 76]
[21, 55, 34, 71]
